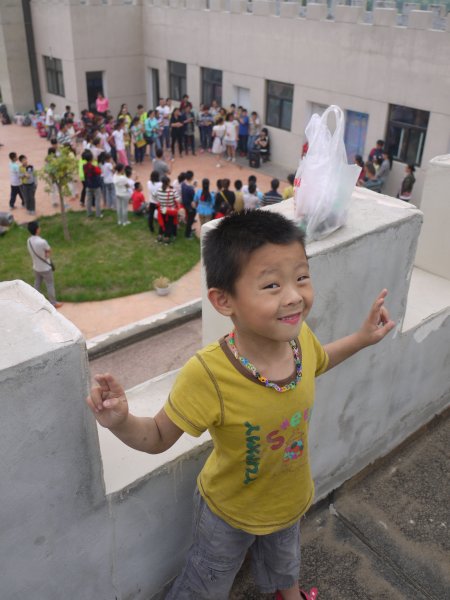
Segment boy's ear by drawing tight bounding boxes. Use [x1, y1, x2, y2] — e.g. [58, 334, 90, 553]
[207, 288, 234, 317]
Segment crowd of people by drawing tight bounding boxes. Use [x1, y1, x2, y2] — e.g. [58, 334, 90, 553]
[355, 138, 416, 201]
[9, 94, 280, 240]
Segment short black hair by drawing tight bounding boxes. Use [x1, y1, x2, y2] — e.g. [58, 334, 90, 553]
[203, 211, 306, 294]
[234, 179, 243, 190]
[287, 173, 295, 185]
[9, 152, 17, 161]
[155, 148, 163, 158]
[177, 172, 186, 183]
[271, 178, 280, 190]
[28, 221, 39, 235]
[185, 170, 194, 180]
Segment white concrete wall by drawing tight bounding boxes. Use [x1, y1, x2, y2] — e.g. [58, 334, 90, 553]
[414, 154, 450, 280]
[0, 0, 34, 113]
[31, 0, 146, 116]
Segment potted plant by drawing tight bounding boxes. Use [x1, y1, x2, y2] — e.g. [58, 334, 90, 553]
[153, 276, 170, 296]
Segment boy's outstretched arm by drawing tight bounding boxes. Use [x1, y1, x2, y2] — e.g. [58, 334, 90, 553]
[86, 373, 184, 454]
[323, 289, 395, 371]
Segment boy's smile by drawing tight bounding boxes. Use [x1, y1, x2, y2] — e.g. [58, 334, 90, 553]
[222, 241, 314, 350]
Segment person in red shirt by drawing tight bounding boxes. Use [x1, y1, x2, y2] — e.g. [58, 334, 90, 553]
[131, 182, 146, 216]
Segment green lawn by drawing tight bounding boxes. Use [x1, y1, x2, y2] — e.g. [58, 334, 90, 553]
[0, 211, 200, 302]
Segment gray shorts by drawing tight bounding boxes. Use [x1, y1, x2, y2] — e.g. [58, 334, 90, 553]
[166, 488, 301, 599]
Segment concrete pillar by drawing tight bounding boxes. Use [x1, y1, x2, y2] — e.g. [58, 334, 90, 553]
[280, 1, 300, 18]
[306, 3, 328, 20]
[252, 0, 275, 16]
[334, 5, 363, 23]
[209, 0, 226, 10]
[229, 0, 246, 13]
[0, 280, 113, 599]
[373, 7, 397, 26]
[407, 9, 433, 29]
[414, 155, 450, 279]
[186, 0, 207, 8]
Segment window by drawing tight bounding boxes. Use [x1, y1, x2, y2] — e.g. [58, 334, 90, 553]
[266, 81, 294, 131]
[44, 56, 65, 97]
[386, 104, 429, 166]
[201, 67, 222, 106]
[168, 61, 187, 101]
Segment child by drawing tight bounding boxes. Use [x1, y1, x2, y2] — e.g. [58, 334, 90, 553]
[19, 155, 37, 214]
[131, 182, 146, 216]
[113, 163, 131, 226]
[100, 153, 116, 209]
[83, 149, 103, 218]
[86, 211, 394, 600]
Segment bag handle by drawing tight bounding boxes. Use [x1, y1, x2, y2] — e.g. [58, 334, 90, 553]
[28, 239, 52, 269]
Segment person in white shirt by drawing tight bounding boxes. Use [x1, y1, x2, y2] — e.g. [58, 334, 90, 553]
[113, 163, 132, 226]
[224, 112, 238, 162]
[45, 103, 57, 140]
[147, 170, 162, 233]
[27, 221, 63, 308]
[100, 153, 116, 209]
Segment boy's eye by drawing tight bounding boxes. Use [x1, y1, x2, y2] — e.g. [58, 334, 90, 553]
[298, 275, 310, 282]
[263, 283, 279, 290]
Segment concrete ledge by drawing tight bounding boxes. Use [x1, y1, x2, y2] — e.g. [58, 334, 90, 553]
[280, 2, 300, 18]
[373, 7, 397, 26]
[306, 3, 328, 20]
[229, 0, 246, 13]
[252, 0, 274, 16]
[407, 9, 432, 29]
[335, 5, 363, 23]
[87, 298, 202, 360]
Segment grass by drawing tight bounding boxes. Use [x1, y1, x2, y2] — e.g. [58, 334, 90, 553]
[0, 210, 200, 302]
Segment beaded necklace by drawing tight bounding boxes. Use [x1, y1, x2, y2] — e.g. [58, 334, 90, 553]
[227, 330, 302, 393]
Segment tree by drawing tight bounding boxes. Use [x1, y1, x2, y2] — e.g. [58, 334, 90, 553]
[38, 147, 78, 241]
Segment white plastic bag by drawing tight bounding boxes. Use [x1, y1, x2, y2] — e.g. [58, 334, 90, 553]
[294, 105, 360, 241]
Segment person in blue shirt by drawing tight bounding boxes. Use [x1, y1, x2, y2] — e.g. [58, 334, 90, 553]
[181, 170, 197, 239]
[238, 109, 250, 156]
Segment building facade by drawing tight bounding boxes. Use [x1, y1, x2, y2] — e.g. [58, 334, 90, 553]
[1, 0, 450, 201]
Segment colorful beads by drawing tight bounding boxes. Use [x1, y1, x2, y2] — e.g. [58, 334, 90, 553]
[227, 331, 302, 393]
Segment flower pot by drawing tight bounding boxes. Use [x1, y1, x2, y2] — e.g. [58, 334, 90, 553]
[155, 286, 170, 296]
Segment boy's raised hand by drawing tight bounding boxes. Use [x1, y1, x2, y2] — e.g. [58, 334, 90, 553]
[358, 289, 396, 346]
[86, 373, 129, 430]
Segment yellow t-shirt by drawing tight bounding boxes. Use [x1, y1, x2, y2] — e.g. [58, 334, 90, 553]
[283, 185, 294, 200]
[164, 322, 328, 535]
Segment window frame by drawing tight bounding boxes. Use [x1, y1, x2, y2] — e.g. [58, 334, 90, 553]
[43, 56, 65, 97]
[201, 67, 222, 106]
[265, 80, 294, 131]
[385, 104, 429, 167]
[168, 61, 187, 101]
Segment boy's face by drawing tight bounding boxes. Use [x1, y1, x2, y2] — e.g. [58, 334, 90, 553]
[224, 242, 313, 344]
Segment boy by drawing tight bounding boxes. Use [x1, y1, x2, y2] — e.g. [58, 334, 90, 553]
[131, 182, 146, 216]
[19, 155, 37, 214]
[9, 152, 24, 209]
[83, 149, 103, 218]
[87, 211, 394, 600]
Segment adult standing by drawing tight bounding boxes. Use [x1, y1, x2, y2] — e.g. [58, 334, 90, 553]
[238, 109, 249, 156]
[248, 111, 261, 152]
[181, 170, 196, 239]
[224, 113, 238, 162]
[96, 92, 109, 117]
[376, 151, 392, 191]
[194, 178, 215, 226]
[45, 103, 57, 140]
[8, 152, 24, 209]
[27, 221, 63, 308]
[182, 104, 196, 156]
[145, 109, 161, 160]
[83, 149, 103, 218]
[170, 108, 185, 159]
[198, 105, 213, 153]
[211, 117, 226, 168]
[156, 176, 179, 244]
[397, 164, 416, 202]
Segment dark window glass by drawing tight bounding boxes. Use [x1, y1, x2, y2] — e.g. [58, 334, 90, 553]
[201, 68, 222, 106]
[386, 104, 429, 166]
[44, 56, 65, 97]
[266, 80, 293, 131]
[168, 61, 187, 101]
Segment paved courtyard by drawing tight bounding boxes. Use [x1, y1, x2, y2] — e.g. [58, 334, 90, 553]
[0, 122, 294, 339]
